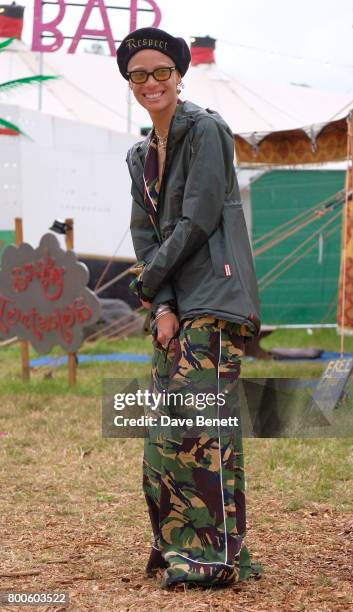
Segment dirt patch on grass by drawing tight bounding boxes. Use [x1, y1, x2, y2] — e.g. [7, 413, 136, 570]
[1, 392, 352, 611]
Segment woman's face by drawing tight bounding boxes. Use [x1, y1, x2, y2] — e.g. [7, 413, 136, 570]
[127, 49, 181, 115]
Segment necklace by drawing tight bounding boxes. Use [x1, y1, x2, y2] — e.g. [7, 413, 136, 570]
[154, 128, 168, 149]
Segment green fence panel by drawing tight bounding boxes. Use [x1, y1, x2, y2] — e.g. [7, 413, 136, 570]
[0, 231, 15, 264]
[251, 170, 345, 325]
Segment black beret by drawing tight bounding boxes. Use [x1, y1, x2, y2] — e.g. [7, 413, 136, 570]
[116, 27, 191, 81]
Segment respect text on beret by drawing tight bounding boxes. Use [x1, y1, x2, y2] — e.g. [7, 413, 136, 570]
[125, 38, 168, 51]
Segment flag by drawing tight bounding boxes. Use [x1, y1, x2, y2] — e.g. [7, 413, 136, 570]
[0, 3, 25, 39]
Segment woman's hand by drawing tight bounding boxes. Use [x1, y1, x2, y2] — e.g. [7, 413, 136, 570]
[141, 299, 152, 310]
[157, 312, 179, 347]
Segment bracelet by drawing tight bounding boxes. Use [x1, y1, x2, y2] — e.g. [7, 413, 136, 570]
[155, 303, 174, 315]
[154, 302, 175, 323]
[155, 310, 173, 323]
[155, 306, 172, 318]
[156, 305, 172, 315]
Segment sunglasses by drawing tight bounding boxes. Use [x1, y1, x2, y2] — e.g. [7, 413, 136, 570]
[126, 66, 177, 84]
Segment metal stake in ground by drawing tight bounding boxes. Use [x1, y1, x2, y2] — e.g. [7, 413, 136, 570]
[15, 217, 30, 382]
[64, 218, 76, 387]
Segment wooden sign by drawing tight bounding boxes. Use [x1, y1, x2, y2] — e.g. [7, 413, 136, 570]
[310, 357, 353, 422]
[0, 233, 100, 355]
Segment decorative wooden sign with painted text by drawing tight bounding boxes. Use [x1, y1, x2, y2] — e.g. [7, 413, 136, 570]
[0, 233, 100, 354]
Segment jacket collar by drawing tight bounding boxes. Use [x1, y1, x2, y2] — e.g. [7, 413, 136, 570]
[134, 99, 207, 166]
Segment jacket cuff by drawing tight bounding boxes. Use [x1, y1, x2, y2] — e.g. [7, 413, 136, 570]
[151, 282, 176, 312]
[136, 281, 156, 303]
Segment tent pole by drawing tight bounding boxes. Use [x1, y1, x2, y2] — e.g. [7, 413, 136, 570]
[339, 113, 353, 357]
[127, 86, 132, 133]
[65, 218, 77, 386]
[38, 52, 43, 111]
[38, 0, 43, 111]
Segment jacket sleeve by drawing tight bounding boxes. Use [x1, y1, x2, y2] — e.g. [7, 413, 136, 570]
[129, 180, 176, 307]
[141, 117, 235, 297]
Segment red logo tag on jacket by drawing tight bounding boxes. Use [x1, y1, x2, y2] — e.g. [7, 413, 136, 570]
[224, 264, 232, 277]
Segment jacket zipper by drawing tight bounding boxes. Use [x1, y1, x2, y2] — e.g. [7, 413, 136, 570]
[157, 114, 176, 215]
[127, 112, 177, 244]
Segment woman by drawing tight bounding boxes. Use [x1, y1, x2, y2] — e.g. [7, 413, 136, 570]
[116, 27, 261, 589]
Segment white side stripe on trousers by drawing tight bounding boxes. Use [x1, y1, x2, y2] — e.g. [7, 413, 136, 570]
[217, 328, 228, 565]
[164, 327, 234, 570]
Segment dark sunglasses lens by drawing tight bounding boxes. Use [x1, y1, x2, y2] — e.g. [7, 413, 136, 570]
[154, 68, 172, 81]
[130, 71, 148, 84]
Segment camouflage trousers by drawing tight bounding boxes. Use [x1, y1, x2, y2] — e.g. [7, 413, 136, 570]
[143, 316, 258, 588]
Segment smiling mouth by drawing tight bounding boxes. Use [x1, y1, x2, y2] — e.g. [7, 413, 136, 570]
[143, 91, 165, 100]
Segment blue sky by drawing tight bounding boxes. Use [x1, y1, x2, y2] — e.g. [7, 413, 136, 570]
[19, 0, 353, 92]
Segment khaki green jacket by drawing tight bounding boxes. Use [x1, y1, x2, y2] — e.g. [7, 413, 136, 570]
[126, 100, 261, 334]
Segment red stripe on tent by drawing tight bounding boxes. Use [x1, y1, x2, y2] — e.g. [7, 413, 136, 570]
[0, 15, 24, 39]
[0, 128, 20, 136]
[191, 47, 215, 66]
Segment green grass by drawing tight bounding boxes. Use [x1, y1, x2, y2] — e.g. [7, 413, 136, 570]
[261, 327, 353, 353]
[0, 334, 152, 396]
[0, 330, 352, 609]
[1, 328, 353, 396]
[1, 331, 353, 441]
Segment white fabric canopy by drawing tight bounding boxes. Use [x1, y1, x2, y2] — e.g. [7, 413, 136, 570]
[1, 39, 352, 135]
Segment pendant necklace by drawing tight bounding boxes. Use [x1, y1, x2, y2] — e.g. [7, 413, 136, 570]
[155, 128, 168, 149]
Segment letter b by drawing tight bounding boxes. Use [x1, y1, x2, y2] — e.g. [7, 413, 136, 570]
[32, 0, 66, 52]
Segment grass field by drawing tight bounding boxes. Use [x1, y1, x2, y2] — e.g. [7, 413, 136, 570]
[0, 329, 352, 611]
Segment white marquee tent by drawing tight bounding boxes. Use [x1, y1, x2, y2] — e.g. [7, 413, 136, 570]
[1, 38, 352, 261]
[2, 38, 352, 136]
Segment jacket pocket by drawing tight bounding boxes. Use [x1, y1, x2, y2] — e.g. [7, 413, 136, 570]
[223, 202, 252, 289]
[223, 203, 260, 324]
[208, 226, 227, 278]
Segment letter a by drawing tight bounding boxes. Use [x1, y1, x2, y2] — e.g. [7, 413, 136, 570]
[68, 0, 115, 56]
[129, 0, 161, 32]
